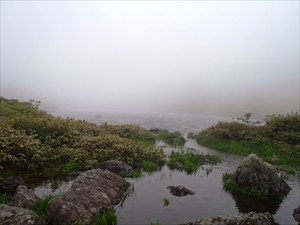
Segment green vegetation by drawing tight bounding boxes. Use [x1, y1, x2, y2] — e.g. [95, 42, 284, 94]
[197, 112, 300, 172]
[222, 173, 267, 199]
[30, 193, 57, 220]
[163, 197, 170, 206]
[167, 148, 220, 174]
[150, 220, 161, 225]
[150, 129, 186, 146]
[92, 210, 117, 225]
[142, 160, 158, 172]
[187, 132, 197, 139]
[0, 193, 13, 204]
[0, 97, 166, 176]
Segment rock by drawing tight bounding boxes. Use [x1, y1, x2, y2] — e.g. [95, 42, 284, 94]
[293, 206, 300, 223]
[45, 168, 130, 225]
[171, 162, 185, 170]
[232, 154, 291, 197]
[8, 185, 41, 209]
[95, 160, 133, 176]
[167, 186, 194, 197]
[180, 211, 280, 225]
[199, 156, 217, 165]
[0, 176, 29, 194]
[96, 114, 102, 118]
[0, 204, 46, 225]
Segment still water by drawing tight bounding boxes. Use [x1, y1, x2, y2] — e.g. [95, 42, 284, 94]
[32, 111, 299, 225]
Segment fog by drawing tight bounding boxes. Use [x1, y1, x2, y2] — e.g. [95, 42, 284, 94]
[1, 1, 299, 119]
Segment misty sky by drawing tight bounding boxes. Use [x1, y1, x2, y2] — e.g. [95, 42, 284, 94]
[1, 1, 299, 118]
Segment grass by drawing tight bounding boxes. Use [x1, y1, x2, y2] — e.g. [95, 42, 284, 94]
[93, 210, 117, 225]
[150, 220, 161, 225]
[64, 161, 81, 172]
[142, 160, 158, 172]
[30, 193, 58, 220]
[119, 170, 142, 178]
[198, 138, 300, 172]
[151, 129, 186, 146]
[167, 148, 221, 174]
[0, 193, 13, 204]
[130, 137, 155, 146]
[163, 197, 170, 206]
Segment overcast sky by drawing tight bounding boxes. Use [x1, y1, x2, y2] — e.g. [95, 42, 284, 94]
[1, 1, 299, 118]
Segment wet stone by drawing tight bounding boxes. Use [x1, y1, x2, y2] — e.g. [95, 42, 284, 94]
[167, 186, 195, 197]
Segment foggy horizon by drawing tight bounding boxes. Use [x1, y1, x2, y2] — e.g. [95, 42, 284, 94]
[1, 1, 299, 120]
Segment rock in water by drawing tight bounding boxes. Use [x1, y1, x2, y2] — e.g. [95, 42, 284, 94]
[0, 204, 46, 225]
[293, 206, 300, 223]
[180, 211, 280, 225]
[8, 185, 41, 209]
[232, 154, 291, 197]
[167, 186, 195, 196]
[45, 168, 130, 225]
[95, 160, 133, 176]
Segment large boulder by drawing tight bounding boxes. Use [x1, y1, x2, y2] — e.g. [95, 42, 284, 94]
[95, 160, 133, 176]
[8, 185, 41, 209]
[0, 176, 29, 194]
[45, 168, 130, 225]
[181, 211, 279, 225]
[232, 154, 291, 197]
[0, 204, 46, 225]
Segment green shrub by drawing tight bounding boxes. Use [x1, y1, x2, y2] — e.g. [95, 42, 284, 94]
[0, 193, 13, 204]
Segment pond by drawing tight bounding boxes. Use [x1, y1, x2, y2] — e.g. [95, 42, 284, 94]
[31, 111, 299, 225]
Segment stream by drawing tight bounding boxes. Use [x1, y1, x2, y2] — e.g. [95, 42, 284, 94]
[31, 111, 299, 225]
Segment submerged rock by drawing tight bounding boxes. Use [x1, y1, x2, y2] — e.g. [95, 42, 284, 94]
[180, 211, 280, 225]
[8, 185, 41, 209]
[232, 154, 291, 197]
[167, 186, 194, 197]
[95, 160, 133, 176]
[0, 176, 29, 194]
[0, 204, 46, 225]
[45, 168, 130, 225]
[199, 156, 217, 165]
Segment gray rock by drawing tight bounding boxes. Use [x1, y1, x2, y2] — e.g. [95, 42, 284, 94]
[95, 160, 133, 176]
[0, 176, 29, 194]
[0, 204, 46, 225]
[167, 186, 195, 197]
[45, 168, 130, 225]
[232, 154, 291, 197]
[293, 206, 300, 223]
[180, 211, 280, 225]
[8, 185, 41, 209]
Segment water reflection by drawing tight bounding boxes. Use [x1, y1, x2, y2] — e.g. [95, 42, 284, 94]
[230, 192, 282, 215]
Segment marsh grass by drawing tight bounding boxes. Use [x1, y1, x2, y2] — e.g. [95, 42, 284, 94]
[0, 193, 13, 204]
[222, 173, 267, 199]
[167, 149, 220, 174]
[163, 197, 170, 206]
[142, 160, 158, 172]
[151, 129, 186, 146]
[30, 193, 58, 220]
[150, 220, 161, 225]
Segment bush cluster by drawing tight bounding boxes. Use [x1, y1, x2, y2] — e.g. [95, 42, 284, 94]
[0, 97, 166, 175]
